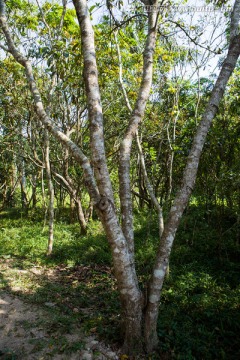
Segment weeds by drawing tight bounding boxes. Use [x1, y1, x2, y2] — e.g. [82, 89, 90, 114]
[0, 205, 239, 359]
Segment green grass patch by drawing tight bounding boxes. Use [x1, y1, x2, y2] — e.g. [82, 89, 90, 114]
[0, 205, 239, 359]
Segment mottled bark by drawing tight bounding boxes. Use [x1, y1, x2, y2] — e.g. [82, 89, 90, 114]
[0, 1, 99, 205]
[73, 0, 144, 352]
[73, 0, 113, 201]
[144, 28, 240, 353]
[230, 0, 240, 42]
[0, 0, 144, 353]
[45, 74, 56, 255]
[118, 1, 159, 257]
[44, 130, 54, 256]
[95, 196, 144, 354]
[75, 198, 87, 234]
[1, 0, 240, 356]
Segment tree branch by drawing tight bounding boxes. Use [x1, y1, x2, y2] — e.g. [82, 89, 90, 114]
[144, 0, 240, 349]
[0, 0, 99, 204]
[136, 131, 164, 237]
[119, 0, 159, 255]
[114, 30, 133, 113]
[73, 0, 114, 202]
[168, 19, 222, 55]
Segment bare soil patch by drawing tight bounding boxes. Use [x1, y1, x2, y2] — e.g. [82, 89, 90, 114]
[0, 259, 119, 359]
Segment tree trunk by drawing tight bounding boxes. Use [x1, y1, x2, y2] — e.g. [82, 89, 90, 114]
[53, 172, 87, 235]
[44, 130, 54, 256]
[19, 159, 28, 210]
[75, 198, 87, 235]
[85, 200, 93, 222]
[31, 173, 37, 208]
[144, 27, 240, 353]
[70, 195, 75, 223]
[1, 0, 240, 355]
[95, 197, 144, 353]
[118, 1, 159, 261]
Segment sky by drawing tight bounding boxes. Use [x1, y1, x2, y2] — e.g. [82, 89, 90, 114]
[87, 0, 235, 79]
[1, 0, 236, 80]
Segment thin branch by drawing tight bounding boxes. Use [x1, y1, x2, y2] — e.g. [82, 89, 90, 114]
[58, 0, 67, 32]
[110, 14, 148, 33]
[136, 131, 164, 237]
[0, 0, 99, 204]
[114, 30, 132, 113]
[168, 19, 222, 55]
[35, 0, 52, 41]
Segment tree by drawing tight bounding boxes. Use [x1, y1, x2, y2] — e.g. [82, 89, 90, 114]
[0, 0, 240, 355]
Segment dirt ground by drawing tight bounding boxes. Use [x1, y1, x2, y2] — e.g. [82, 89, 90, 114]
[0, 291, 118, 360]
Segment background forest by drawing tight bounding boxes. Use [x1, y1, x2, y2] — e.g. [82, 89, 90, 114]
[0, 0, 239, 359]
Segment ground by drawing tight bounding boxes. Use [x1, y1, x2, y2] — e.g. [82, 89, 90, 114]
[1, 209, 239, 359]
[0, 259, 119, 360]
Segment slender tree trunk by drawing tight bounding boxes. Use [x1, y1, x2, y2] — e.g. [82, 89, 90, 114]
[41, 168, 46, 210]
[138, 164, 145, 209]
[10, 155, 17, 207]
[63, 143, 87, 234]
[144, 29, 240, 353]
[75, 198, 87, 235]
[70, 195, 75, 223]
[85, 200, 93, 222]
[31, 174, 37, 208]
[19, 158, 28, 210]
[54, 172, 87, 235]
[136, 131, 164, 238]
[44, 130, 54, 256]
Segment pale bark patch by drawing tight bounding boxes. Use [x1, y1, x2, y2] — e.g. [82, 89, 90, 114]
[166, 234, 174, 246]
[154, 269, 164, 278]
[149, 294, 159, 303]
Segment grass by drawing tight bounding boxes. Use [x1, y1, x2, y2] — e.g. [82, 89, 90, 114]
[0, 208, 111, 267]
[0, 205, 239, 359]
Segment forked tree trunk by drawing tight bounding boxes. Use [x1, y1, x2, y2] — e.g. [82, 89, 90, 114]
[1, 0, 240, 355]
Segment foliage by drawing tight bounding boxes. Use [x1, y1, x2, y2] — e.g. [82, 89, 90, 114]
[0, 206, 239, 359]
[0, 0, 240, 356]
